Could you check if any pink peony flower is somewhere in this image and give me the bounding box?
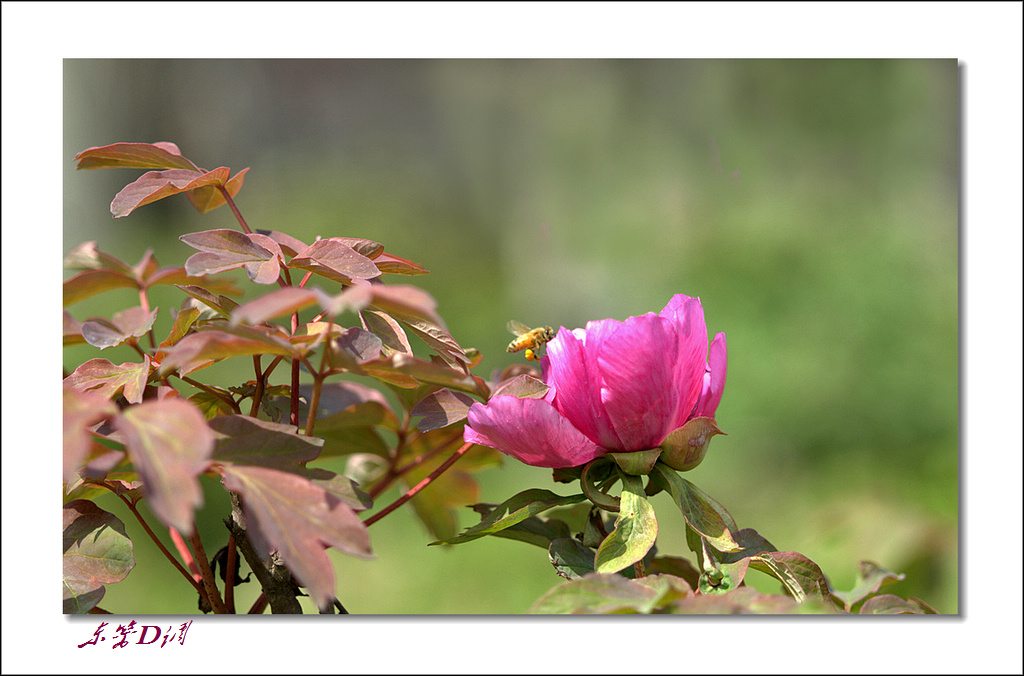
[464,294,727,468]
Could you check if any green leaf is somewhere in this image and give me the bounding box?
[831,560,907,612]
[63,500,135,614]
[594,475,658,574]
[431,488,587,545]
[175,284,240,319]
[114,398,215,536]
[548,537,596,579]
[749,551,837,610]
[858,594,932,614]
[652,463,739,552]
[467,505,573,550]
[529,573,691,614]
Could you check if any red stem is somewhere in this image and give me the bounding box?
[363,441,474,528]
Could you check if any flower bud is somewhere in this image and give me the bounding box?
[658,417,725,472]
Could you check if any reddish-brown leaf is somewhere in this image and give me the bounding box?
[373,252,428,276]
[63,386,118,485]
[63,500,135,614]
[114,399,215,536]
[254,229,308,258]
[64,310,85,347]
[111,167,231,218]
[410,388,476,432]
[209,415,323,467]
[221,463,373,609]
[142,267,243,296]
[181,229,280,284]
[63,269,137,306]
[64,241,136,275]
[74,142,200,171]
[186,167,250,214]
[289,238,381,285]
[230,287,319,326]
[360,308,413,356]
[159,325,299,376]
[63,355,151,404]
[175,285,240,319]
[80,306,159,349]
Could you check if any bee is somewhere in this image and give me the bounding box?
[506,320,556,361]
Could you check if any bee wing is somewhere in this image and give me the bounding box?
[507,320,531,336]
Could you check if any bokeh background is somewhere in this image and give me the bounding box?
[63,59,958,614]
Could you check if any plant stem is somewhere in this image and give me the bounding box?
[224,535,238,614]
[363,441,473,527]
[115,492,206,596]
[217,186,252,234]
[189,526,227,614]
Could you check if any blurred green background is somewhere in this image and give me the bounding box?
[63,59,958,614]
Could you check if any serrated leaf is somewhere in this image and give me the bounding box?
[594,475,658,574]
[114,399,214,536]
[652,463,739,552]
[74,142,200,171]
[80,306,158,349]
[221,463,373,609]
[289,238,381,284]
[111,167,231,218]
[411,388,476,432]
[549,537,596,579]
[431,488,586,545]
[63,355,151,404]
[63,499,135,614]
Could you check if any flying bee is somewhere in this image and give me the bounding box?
[506,320,556,361]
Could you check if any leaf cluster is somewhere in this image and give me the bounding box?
[63,142,498,614]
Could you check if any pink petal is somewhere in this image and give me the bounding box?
[696,332,727,418]
[662,294,710,430]
[595,313,683,451]
[464,396,604,468]
[544,326,615,447]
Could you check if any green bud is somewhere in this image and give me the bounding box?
[659,417,725,472]
[608,447,663,476]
